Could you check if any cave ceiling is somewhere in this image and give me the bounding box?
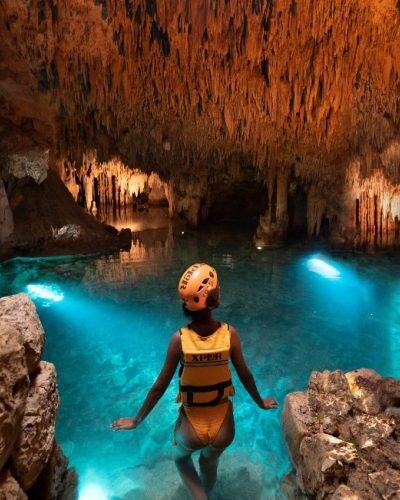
[0,0,399,183]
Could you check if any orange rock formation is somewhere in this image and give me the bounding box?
[1,0,400,248]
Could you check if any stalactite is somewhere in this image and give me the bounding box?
[57,154,169,219]
[345,141,400,247]
[2,1,400,246]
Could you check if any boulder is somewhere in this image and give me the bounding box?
[308,370,352,434]
[0,321,29,470]
[299,433,358,498]
[345,368,383,415]
[12,361,60,490]
[282,391,315,468]
[0,469,27,500]
[0,293,45,373]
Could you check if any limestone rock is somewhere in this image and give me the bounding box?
[358,437,400,472]
[331,484,362,500]
[0,470,27,500]
[282,391,315,468]
[51,224,81,241]
[308,370,352,434]
[28,442,78,500]
[7,147,49,184]
[299,433,358,498]
[0,293,45,373]
[284,370,400,498]
[368,468,400,499]
[346,368,383,415]
[0,321,29,470]
[347,414,396,449]
[380,378,400,409]
[0,180,13,244]
[347,470,382,500]
[12,361,60,490]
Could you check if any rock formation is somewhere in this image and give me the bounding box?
[282,369,400,499]
[0,294,77,499]
[1,1,400,249]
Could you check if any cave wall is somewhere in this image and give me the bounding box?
[1,0,400,247]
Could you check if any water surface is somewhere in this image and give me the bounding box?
[1,226,399,499]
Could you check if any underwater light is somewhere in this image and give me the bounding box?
[79,483,108,500]
[26,284,64,302]
[307,258,340,279]
[257,246,263,250]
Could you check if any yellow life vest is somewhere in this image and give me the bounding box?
[177,323,235,407]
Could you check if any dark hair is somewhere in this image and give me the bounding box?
[182,288,220,323]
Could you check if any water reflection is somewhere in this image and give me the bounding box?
[101,206,170,232]
[81,228,174,293]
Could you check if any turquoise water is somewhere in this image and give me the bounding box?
[1,226,400,499]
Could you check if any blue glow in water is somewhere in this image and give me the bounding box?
[306,256,340,279]
[1,229,400,499]
[26,283,64,304]
[79,483,109,500]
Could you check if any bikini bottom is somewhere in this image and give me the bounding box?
[178,400,232,447]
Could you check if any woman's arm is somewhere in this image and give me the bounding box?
[112,331,182,430]
[230,326,277,409]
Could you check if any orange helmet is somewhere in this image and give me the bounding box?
[178,263,218,311]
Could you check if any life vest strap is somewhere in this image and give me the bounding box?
[179,379,232,407]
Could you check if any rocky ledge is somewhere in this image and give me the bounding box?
[0,293,77,499]
[282,369,400,499]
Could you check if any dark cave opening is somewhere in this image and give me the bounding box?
[207,180,268,230]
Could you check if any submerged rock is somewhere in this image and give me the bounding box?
[0,293,45,373]
[11,361,60,490]
[282,369,400,499]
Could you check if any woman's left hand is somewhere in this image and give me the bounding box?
[111,417,138,430]
[260,397,278,409]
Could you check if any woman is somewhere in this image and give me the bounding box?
[112,263,277,499]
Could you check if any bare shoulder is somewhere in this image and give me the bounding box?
[169,330,182,351]
[228,324,239,335]
[227,324,240,344]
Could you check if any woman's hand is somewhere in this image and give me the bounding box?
[111,417,138,430]
[260,397,278,409]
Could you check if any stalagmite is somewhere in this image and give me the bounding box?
[0,180,13,244]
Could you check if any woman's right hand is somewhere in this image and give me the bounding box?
[111,417,138,430]
[260,397,278,409]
